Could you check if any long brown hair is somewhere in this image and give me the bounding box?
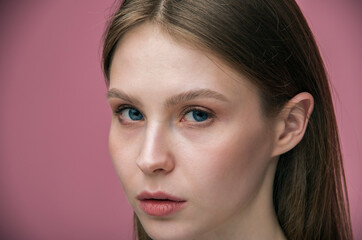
[102,0,353,239]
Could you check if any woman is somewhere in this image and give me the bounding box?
[102,0,353,239]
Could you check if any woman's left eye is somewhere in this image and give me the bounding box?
[183,109,210,122]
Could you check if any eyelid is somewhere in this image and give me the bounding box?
[113,104,146,122]
[180,105,215,117]
[113,104,143,115]
[114,104,133,114]
[179,106,216,126]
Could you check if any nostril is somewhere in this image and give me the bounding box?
[153,168,165,173]
[136,139,175,175]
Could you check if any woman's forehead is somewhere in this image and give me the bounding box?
[110,23,256,96]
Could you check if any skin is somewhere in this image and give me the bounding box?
[107,22,313,240]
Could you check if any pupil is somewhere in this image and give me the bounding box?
[129,109,143,120]
[193,111,208,122]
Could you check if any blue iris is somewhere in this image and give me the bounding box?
[192,110,209,122]
[128,108,143,121]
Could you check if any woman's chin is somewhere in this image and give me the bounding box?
[138,217,201,240]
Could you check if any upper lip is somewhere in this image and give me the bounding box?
[137,191,186,202]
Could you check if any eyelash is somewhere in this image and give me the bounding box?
[179,106,215,124]
[113,104,215,126]
[114,104,143,123]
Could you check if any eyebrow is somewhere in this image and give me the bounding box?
[107,88,142,106]
[107,88,229,107]
[165,89,229,107]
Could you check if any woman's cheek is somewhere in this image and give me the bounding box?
[108,123,140,186]
[182,122,272,206]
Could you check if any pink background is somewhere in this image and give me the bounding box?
[0,0,361,239]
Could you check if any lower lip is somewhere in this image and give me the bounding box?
[139,200,186,217]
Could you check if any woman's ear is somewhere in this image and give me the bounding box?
[271,92,314,157]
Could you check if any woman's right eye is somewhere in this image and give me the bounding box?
[116,107,144,122]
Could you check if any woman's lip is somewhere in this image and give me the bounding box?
[137,191,187,216]
[138,199,187,217]
[136,191,186,202]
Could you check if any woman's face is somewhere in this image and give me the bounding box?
[108,23,279,240]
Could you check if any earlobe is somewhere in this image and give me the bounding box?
[271,92,314,157]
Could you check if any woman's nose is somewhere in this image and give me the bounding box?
[136,123,175,175]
